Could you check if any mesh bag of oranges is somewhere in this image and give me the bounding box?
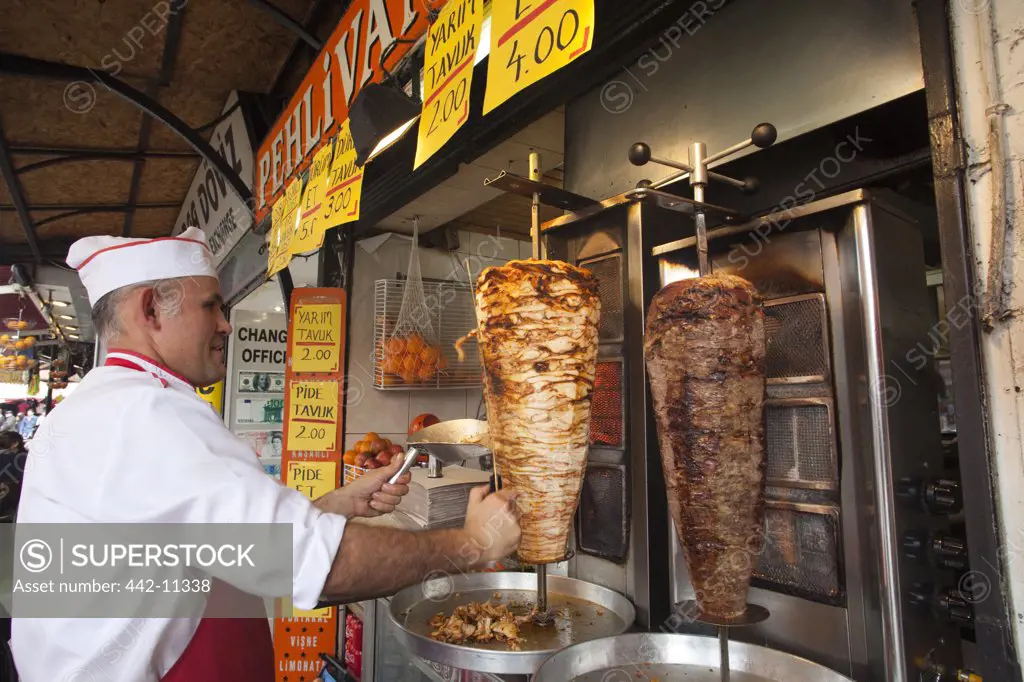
[379,219,447,386]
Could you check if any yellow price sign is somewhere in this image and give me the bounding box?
[414,0,483,169]
[290,142,335,255]
[287,382,339,452]
[286,460,337,501]
[291,302,343,373]
[266,198,286,276]
[320,119,363,229]
[268,179,301,276]
[483,0,594,115]
[196,382,224,415]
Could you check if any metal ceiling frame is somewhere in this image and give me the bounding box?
[0,53,254,212]
[0,123,42,263]
[123,4,186,237]
[0,202,178,212]
[245,0,323,51]
[16,149,196,175]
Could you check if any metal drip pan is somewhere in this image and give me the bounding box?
[532,633,854,681]
[389,572,636,675]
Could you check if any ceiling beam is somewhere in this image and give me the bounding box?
[11,145,197,157]
[246,0,323,51]
[124,3,187,238]
[0,202,178,212]
[36,205,178,229]
[18,150,196,175]
[270,0,336,98]
[0,53,253,211]
[0,122,42,263]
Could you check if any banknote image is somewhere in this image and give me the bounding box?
[238,371,285,393]
[236,430,284,458]
[235,398,285,425]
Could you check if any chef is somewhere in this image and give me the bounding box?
[12,227,521,682]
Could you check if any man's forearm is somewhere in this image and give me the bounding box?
[319,523,479,603]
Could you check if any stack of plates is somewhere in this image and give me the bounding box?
[395,467,492,529]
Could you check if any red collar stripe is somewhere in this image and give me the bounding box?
[104,349,196,388]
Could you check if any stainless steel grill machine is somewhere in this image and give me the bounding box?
[481,123,969,680]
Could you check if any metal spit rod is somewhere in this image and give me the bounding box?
[719,627,730,682]
[537,564,548,614]
[530,151,541,260]
[626,123,779,278]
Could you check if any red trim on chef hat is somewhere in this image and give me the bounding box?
[66,226,217,305]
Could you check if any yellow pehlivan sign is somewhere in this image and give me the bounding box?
[483,0,595,115]
[414,0,483,168]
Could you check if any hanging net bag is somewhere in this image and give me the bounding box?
[379,219,447,386]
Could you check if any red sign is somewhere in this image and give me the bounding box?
[255,0,444,222]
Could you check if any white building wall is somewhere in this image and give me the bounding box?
[950,0,1024,653]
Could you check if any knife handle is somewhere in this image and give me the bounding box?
[389,447,421,485]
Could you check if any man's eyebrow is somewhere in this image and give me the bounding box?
[205,293,224,305]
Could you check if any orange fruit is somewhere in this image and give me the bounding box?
[382,375,402,386]
[399,372,416,384]
[420,346,440,364]
[436,354,449,370]
[406,333,425,354]
[343,450,358,465]
[383,356,403,375]
[355,441,372,454]
[385,337,406,357]
[365,432,379,441]
[417,364,436,382]
[402,354,420,374]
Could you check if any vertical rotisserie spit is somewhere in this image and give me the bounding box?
[474,260,601,564]
[644,274,766,619]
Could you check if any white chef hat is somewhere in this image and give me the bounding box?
[67,226,218,305]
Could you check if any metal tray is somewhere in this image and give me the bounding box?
[407,418,492,464]
[533,633,854,681]
[389,572,636,675]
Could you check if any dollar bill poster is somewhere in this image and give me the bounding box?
[238,371,285,394]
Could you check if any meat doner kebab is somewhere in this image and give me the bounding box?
[645,273,767,621]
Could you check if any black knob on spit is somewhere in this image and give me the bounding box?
[628,142,652,166]
[636,178,653,189]
[932,534,969,572]
[751,123,778,148]
[940,588,975,626]
[925,479,963,515]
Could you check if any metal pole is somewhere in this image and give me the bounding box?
[689,142,710,276]
[529,152,541,260]
[537,564,548,615]
[719,627,730,682]
[853,203,907,682]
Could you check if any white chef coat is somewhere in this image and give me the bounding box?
[11,351,348,682]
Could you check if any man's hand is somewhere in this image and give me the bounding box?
[314,457,412,518]
[461,485,521,565]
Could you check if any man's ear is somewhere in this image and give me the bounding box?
[138,287,161,330]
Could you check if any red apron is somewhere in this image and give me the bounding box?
[161,580,275,682]
[104,352,276,682]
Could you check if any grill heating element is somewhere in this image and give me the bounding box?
[764,294,831,384]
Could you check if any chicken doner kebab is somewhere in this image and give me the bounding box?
[470,260,601,564]
[644,274,766,620]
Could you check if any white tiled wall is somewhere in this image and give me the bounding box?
[343,228,526,447]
